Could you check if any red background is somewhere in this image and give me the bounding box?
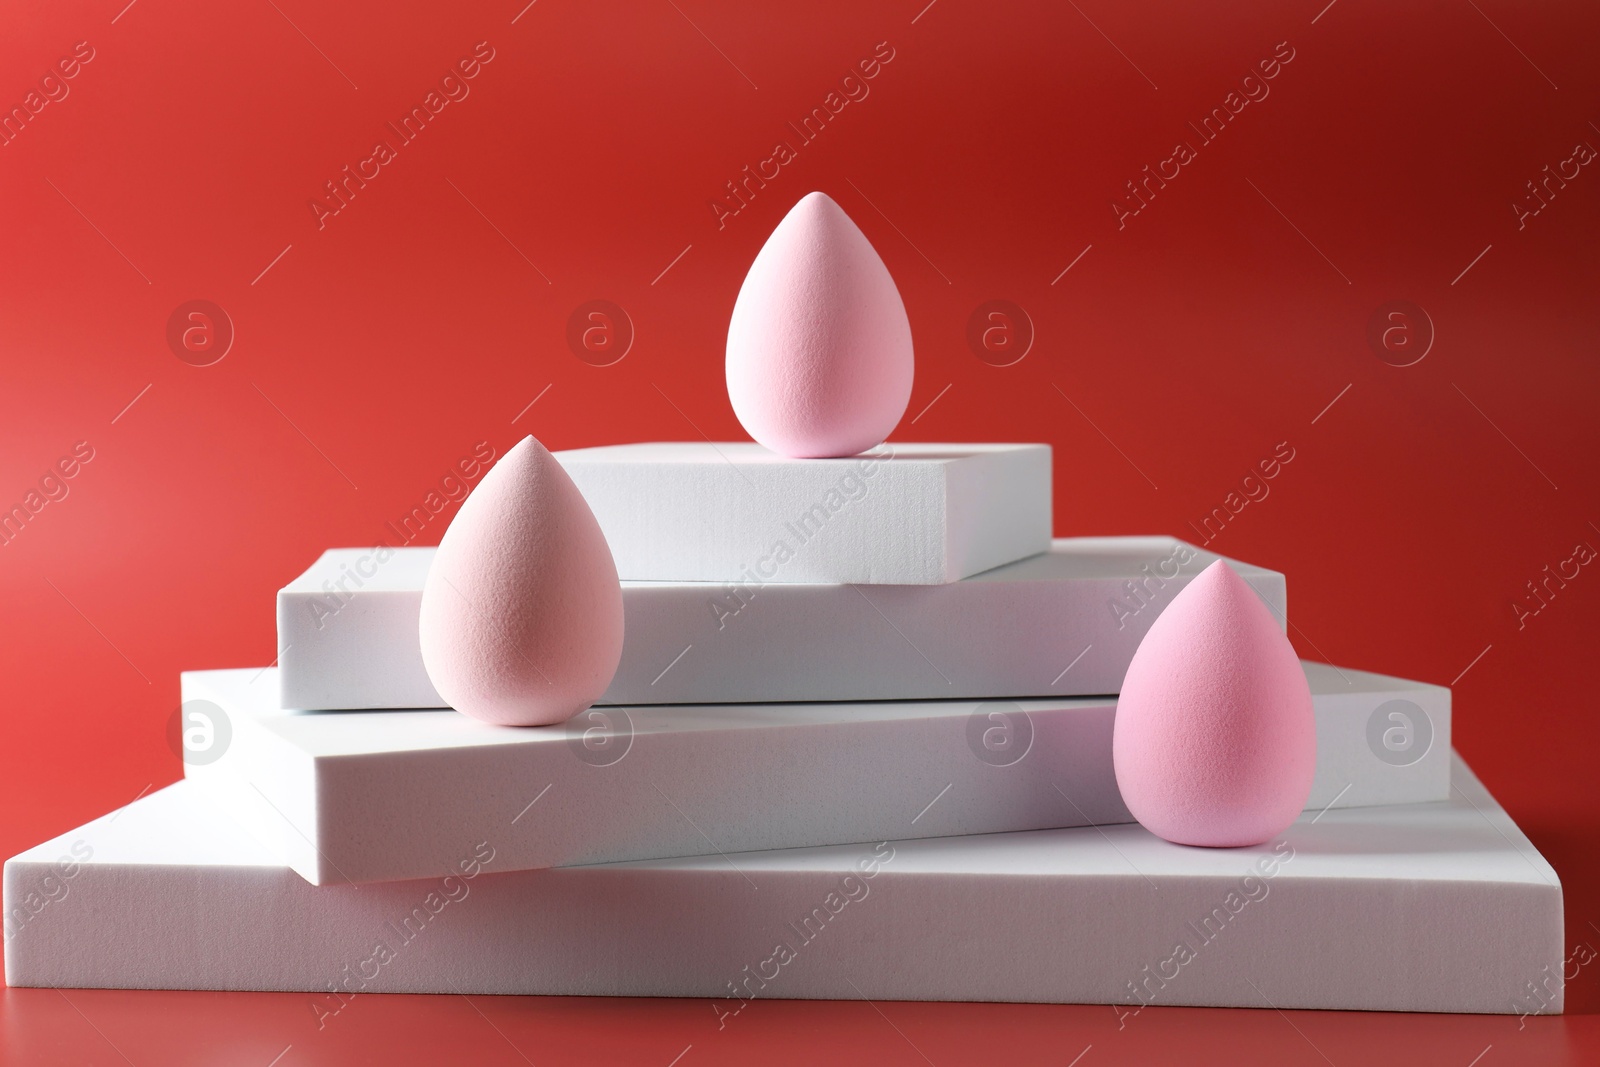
[2,0,1597,1063]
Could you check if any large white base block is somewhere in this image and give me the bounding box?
[182,663,1450,885]
[279,537,1287,709]
[4,757,1560,1014]
[551,441,1051,584]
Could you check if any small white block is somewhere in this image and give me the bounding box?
[181,662,1449,886]
[278,537,1287,709]
[4,756,1559,1014]
[551,441,1052,584]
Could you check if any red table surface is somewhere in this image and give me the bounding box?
[1,0,1597,1063]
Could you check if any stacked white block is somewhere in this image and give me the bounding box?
[3,756,1561,1014]
[1,423,1562,1015]
[552,442,1052,584]
[278,537,1287,709]
[181,662,1450,885]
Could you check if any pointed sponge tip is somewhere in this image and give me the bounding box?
[726,191,914,458]
[418,436,624,727]
[1112,559,1316,847]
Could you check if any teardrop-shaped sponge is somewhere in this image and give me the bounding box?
[726,191,914,458]
[418,436,624,726]
[1112,560,1316,846]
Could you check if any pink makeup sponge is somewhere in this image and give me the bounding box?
[418,436,624,727]
[1112,560,1316,847]
[726,191,914,458]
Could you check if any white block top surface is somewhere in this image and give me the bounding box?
[556,441,1039,465]
[182,649,1450,885]
[616,754,1551,885]
[281,548,434,594]
[962,536,1274,584]
[12,754,1551,888]
[285,535,1285,593]
[277,536,1291,707]
[13,785,280,869]
[1302,660,1427,696]
[199,661,1435,760]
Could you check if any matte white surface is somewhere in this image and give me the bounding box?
[278,537,1288,709]
[182,662,1450,885]
[4,757,1560,1014]
[550,441,1052,584]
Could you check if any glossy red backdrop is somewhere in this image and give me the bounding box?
[1,1,1596,1063]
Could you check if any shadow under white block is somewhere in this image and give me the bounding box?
[181,662,1449,886]
[552,441,1051,584]
[3,756,1559,1015]
[279,537,1286,709]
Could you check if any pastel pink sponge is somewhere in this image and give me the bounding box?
[1112,560,1316,847]
[418,435,624,727]
[726,191,914,458]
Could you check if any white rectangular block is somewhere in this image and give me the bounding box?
[183,662,1450,885]
[5,757,1560,1015]
[279,537,1287,709]
[551,441,1051,584]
